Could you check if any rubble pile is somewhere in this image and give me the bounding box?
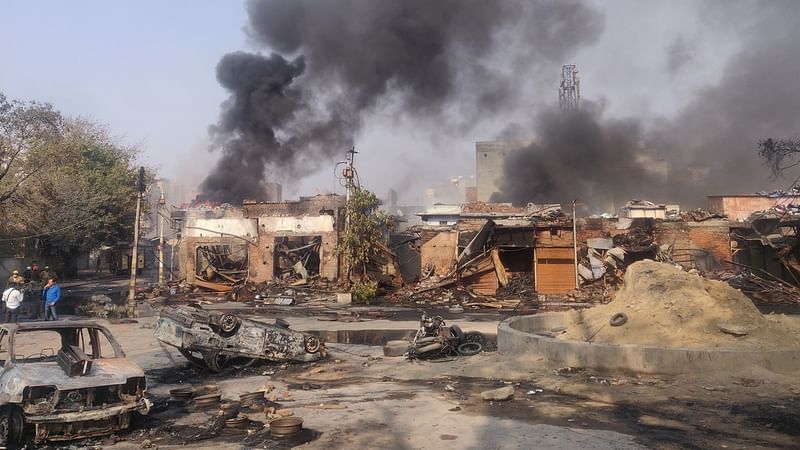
[707,269,800,305]
[749,203,800,220]
[558,260,800,349]
[234,280,337,305]
[496,274,534,300]
[756,187,800,198]
[679,208,727,222]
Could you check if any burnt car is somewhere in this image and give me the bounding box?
[155,306,325,372]
[0,321,151,445]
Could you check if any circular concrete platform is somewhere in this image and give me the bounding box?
[498,313,800,375]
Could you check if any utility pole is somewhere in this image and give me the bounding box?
[572,199,579,289]
[341,147,357,285]
[158,191,165,286]
[127,167,145,318]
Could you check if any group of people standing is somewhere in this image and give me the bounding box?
[2,263,61,322]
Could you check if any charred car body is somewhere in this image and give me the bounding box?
[0,321,150,445]
[155,306,325,372]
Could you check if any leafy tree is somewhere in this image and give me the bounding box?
[1,93,147,277]
[338,189,394,295]
[0,93,64,205]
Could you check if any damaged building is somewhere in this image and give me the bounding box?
[411,199,755,299]
[173,195,346,290]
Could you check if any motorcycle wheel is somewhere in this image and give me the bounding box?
[457,341,483,356]
[449,324,464,340]
[463,331,487,347]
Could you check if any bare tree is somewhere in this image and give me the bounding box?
[758,137,800,178]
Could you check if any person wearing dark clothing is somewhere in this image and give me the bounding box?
[22,266,32,283]
[31,262,41,281]
[43,278,61,321]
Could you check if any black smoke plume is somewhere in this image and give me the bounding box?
[198,0,604,203]
[494,1,800,210]
[492,104,656,209]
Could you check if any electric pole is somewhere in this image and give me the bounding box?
[127,167,145,318]
[341,147,357,285]
[158,190,165,286]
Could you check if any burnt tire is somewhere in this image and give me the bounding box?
[457,341,483,356]
[449,325,464,340]
[0,406,23,447]
[609,312,628,327]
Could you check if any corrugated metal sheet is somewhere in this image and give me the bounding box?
[535,247,575,294]
[461,253,499,296]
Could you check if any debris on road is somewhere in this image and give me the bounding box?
[481,386,515,401]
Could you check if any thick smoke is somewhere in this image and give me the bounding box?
[199,0,604,203]
[493,104,655,209]
[494,1,800,210]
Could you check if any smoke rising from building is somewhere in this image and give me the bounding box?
[494,1,800,210]
[198,0,604,203]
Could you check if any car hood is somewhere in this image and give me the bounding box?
[3,358,145,394]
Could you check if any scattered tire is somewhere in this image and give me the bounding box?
[609,312,628,327]
[274,318,291,329]
[457,341,483,356]
[449,325,464,340]
[383,340,411,357]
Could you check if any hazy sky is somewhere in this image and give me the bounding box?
[0,1,247,187]
[1,1,777,206]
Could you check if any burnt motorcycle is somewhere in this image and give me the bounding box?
[407,311,486,359]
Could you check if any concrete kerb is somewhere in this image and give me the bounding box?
[498,313,800,375]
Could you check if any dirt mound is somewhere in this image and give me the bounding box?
[558,260,800,349]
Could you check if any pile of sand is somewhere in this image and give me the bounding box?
[557,260,800,349]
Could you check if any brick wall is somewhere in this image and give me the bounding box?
[654,221,731,270]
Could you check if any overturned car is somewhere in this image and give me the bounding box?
[0,321,150,445]
[155,306,325,372]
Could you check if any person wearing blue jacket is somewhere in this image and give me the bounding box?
[42,277,61,321]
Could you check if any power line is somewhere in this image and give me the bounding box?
[0,215,97,242]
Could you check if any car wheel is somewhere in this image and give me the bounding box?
[178,348,206,367]
[203,351,230,373]
[305,336,322,354]
[0,406,23,446]
[219,314,240,333]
